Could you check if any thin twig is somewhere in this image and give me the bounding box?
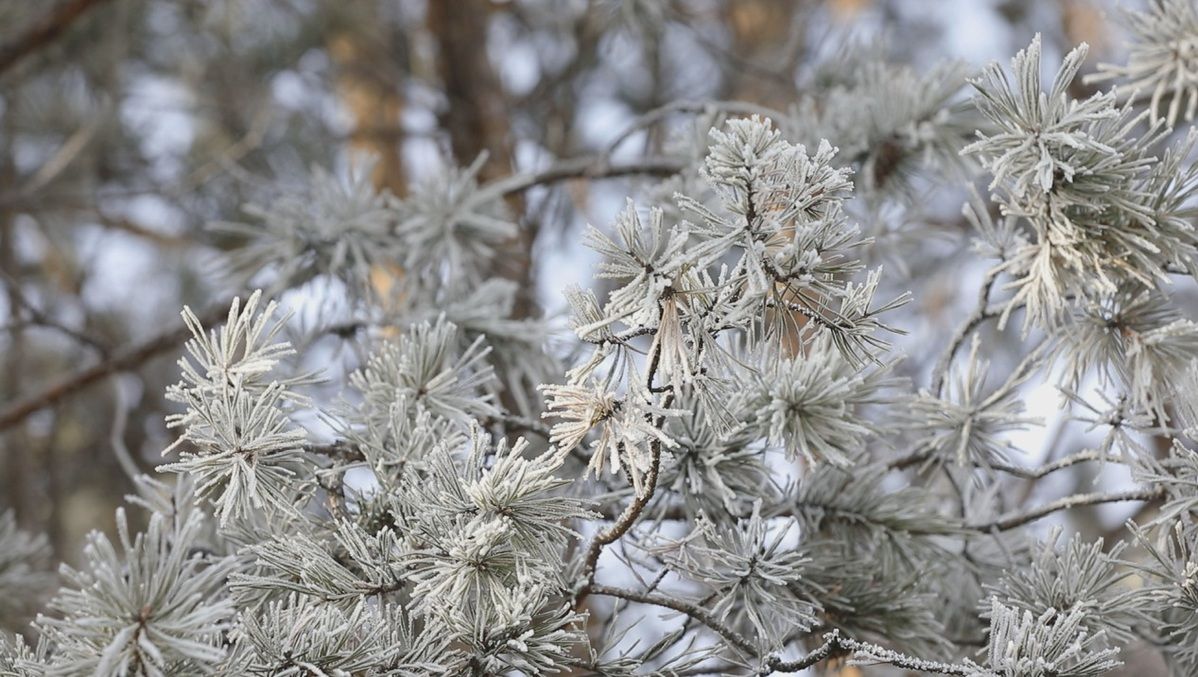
[989,449,1127,480]
[487,411,551,439]
[0,271,109,355]
[576,302,672,604]
[968,487,1164,532]
[930,268,998,395]
[490,156,686,197]
[587,584,758,657]
[601,100,785,160]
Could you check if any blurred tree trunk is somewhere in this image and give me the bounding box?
[427,0,513,185]
[427,0,536,318]
[327,14,408,197]
[722,0,805,108]
[327,5,409,304]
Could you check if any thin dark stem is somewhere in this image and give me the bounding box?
[0,276,108,356]
[930,268,998,395]
[588,584,758,657]
[575,302,673,604]
[968,487,1164,532]
[493,156,686,196]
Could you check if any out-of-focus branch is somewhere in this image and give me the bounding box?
[493,156,686,196]
[0,0,114,77]
[930,267,999,395]
[601,100,786,159]
[0,301,228,434]
[0,271,109,355]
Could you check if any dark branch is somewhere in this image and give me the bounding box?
[968,487,1164,532]
[588,584,758,657]
[930,268,998,395]
[0,301,228,433]
[0,0,114,77]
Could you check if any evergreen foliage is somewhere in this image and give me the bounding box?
[7,14,1198,677]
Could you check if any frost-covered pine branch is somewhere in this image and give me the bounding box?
[11,26,1198,677]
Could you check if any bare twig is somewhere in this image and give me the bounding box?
[576,303,673,604]
[588,584,758,657]
[0,154,686,208]
[491,156,686,197]
[930,268,999,395]
[968,487,1164,532]
[601,100,785,159]
[989,449,1127,480]
[487,412,551,439]
[0,270,109,354]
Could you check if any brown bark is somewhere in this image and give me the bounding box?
[426,0,515,186]
[426,0,536,317]
[327,24,408,197]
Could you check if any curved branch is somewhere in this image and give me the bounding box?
[587,584,758,657]
[930,268,998,395]
[988,449,1127,480]
[576,304,673,603]
[968,487,1164,532]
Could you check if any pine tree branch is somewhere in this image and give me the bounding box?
[492,156,687,196]
[766,631,975,675]
[576,302,673,604]
[580,589,976,677]
[0,153,683,435]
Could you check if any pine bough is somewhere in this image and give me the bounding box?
[7,13,1198,676]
